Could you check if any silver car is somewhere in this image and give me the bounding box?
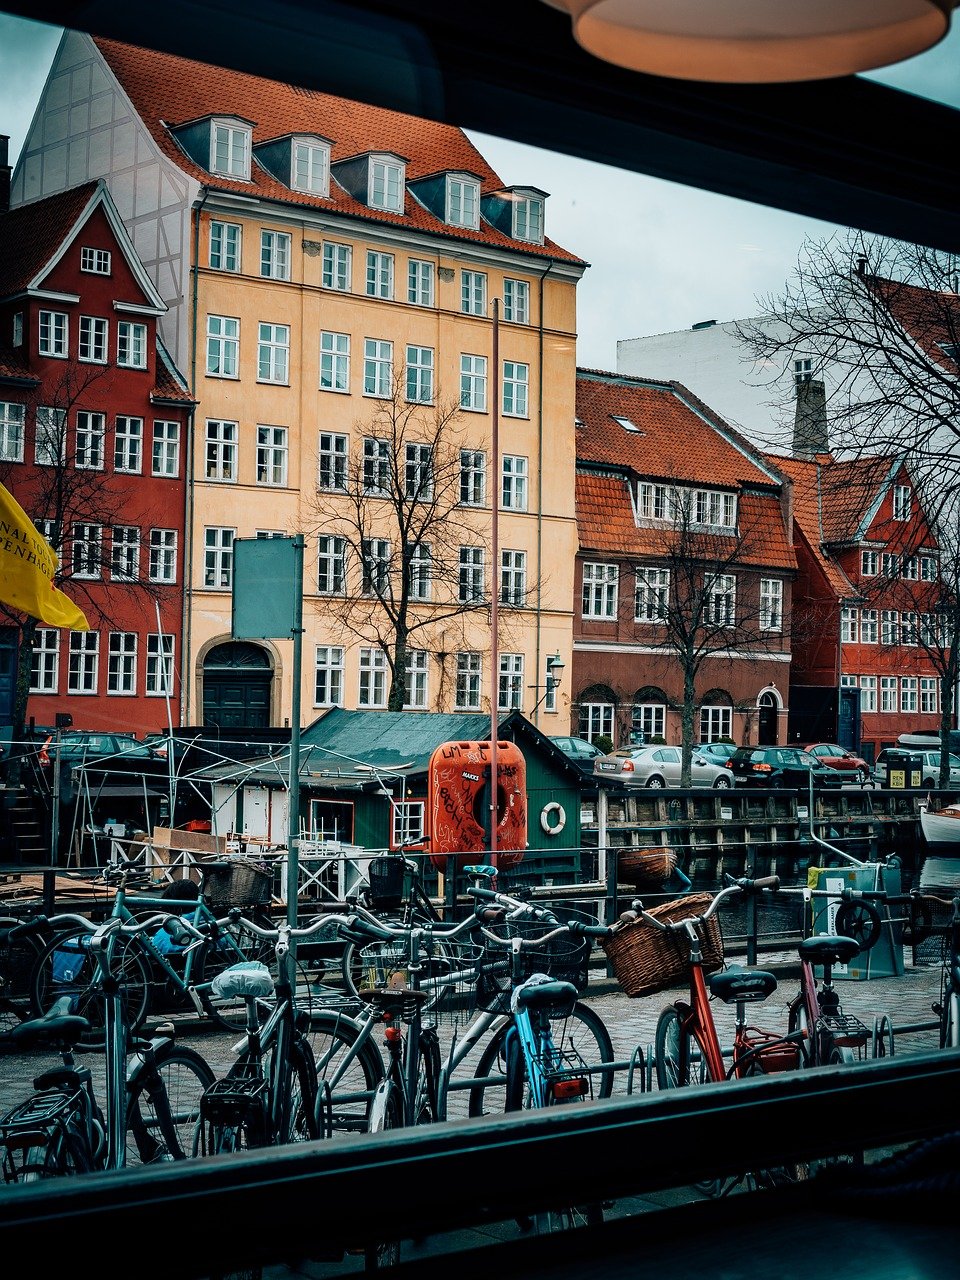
[874,749,960,788]
[593,744,734,789]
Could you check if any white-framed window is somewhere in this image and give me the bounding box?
[881,610,899,645]
[314,646,345,707]
[632,703,666,742]
[68,632,99,694]
[392,801,425,847]
[203,527,235,588]
[363,338,393,397]
[71,522,102,579]
[409,544,432,601]
[38,310,68,358]
[146,633,174,697]
[693,489,737,529]
[256,530,284,539]
[404,649,429,708]
[760,579,783,632]
[152,420,180,477]
[502,278,530,324]
[78,316,108,364]
[363,436,392,494]
[582,563,618,619]
[407,259,434,307]
[635,567,670,621]
[861,609,878,643]
[794,356,813,386]
[460,354,487,411]
[75,411,105,469]
[405,346,434,403]
[459,546,485,603]
[322,242,351,291]
[502,455,528,510]
[0,401,25,462]
[358,647,388,708]
[205,419,238,482]
[12,313,22,347]
[500,549,526,606]
[543,656,559,713]
[211,121,251,178]
[366,250,394,299]
[362,538,391,597]
[36,407,66,465]
[706,573,736,626]
[35,519,56,549]
[318,432,348,490]
[405,442,434,499]
[149,529,177,583]
[209,220,241,271]
[840,606,858,643]
[637,482,674,521]
[860,675,877,712]
[840,675,857,689]
[920,612,938,645]
[498,653,524,711]
[446,175,479,228]
[513,194,544,244]
[880,676,898,712]
[107,632,137,694]
[292,139,329,195]
[368,156,404,212]
[114,416,143,473]
[901,677,918,713]
[206,315,239,377]
[893,484,912,521]
[455,652,482,710]
[256,425,288,486]
[920,554,938,581]
[461,270,486,316]
[81,246,111,274]
[29,629,59,693]
[111,525,140,581]
[258,322,289,383]
[319,331,350,391]
[117,321,147,369]
[902,556,919,581]
[460,449,486,505]
[317,535,346,595]
[901,611,918,645]
[700,704,733,742]
[861,549,879,576]
[921,677,939,714]
[502,361,529,417]
[579,702,614,743]
[882,552,899,578]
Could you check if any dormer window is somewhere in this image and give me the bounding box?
[513,192,544,244]
[211,119,252,179]
[446,174,480,229]
[292,137,330,196]
[368,155,404,213]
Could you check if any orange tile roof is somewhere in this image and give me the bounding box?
[866,274,960,372]
[0,341,38,384]
[768,454,863,598]
[0,183,99,297]
[92,38,583,266]
[152,342,196,405]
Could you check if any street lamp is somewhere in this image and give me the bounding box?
[530,653,565,714]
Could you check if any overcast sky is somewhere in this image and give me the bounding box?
[1,13,958,371]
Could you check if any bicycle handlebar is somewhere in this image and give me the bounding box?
[627,875,781,931]
[333,900,480,946]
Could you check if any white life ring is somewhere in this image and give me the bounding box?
[540,801,566,836]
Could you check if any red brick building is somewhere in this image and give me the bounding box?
[0,173,194,736]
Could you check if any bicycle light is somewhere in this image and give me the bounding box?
[551,1076,589,1100]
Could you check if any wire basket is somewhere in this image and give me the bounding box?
[357,939,482,1027]
[601,892,724,999]
[617,847,678,890]
[365,857,415,911]
[201,859,274,908]
[477,915,592,1015]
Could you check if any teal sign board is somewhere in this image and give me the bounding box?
[232,537,300,639]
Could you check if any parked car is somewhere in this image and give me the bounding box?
[724,746,844,789]
[798,743,871,785]
[593,744,733,788]
[37,731,165,769]
[549,736,606,774]
[874,748,960,789]
[696,741,737,766]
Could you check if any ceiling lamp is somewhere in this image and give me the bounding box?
[542,0,956,83]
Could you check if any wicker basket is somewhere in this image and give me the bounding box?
[201,858,274,908]
[601,892,724,999]
[617,847,678,889]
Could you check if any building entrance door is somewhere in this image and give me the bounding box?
[758,692,778,746]
[203,642,272,729]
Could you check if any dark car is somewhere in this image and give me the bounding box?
[549,736,606,774]
[38,731,164,767]
[725,746,844,789]
[798,743,871,785]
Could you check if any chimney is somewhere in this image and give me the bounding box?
[794,378,828,457]
[0,136,9,215]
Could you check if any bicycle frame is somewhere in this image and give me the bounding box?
[668,923,727,1083]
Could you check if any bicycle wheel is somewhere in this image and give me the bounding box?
[940,989,960,1049]
[126,1044,215,1165]
[275,1038,321,1145]
[5,1128,94,1182]
[468,1003,614,1118]
[30,927,152,1045]
[787,997,812,1068]
[655,1005,711,1089]
[307,1010,383,1136]
[0,918,45,1030]
[364,1083,402,1271]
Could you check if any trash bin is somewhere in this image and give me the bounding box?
[808,861,904,980]
[883,749,922,790]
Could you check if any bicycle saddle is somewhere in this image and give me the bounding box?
[708,966,777,1004]
[211,962,275,1000]
[7,997,89,1050]
[798,935,860,966]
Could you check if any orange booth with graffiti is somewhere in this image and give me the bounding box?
[427,740,527,871]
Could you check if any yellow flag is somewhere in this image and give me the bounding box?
[0,483,89,630]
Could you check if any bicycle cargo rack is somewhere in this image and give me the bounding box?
[818,1012,871,1048]
[199,1076,269,1127]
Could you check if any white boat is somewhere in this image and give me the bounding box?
[919,799,960,849]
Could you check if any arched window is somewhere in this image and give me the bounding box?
[576,683,616,743]
[699,689,734,742]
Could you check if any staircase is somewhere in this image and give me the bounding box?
[0,786,50,864]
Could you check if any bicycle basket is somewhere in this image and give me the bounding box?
[357,939,482,1027]
[365,857,416,911]
[617,847,679,890]
[477,916,591,1015]
[601,892,724,999]
[201,858,274,908]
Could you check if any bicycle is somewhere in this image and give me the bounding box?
[0,911,214,1180]
[0,916,50,1033]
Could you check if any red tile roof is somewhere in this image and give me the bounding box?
[92,38,583,266]
[152,342,196,405]
[770,454,872,598]
[0,183,99,297]
[0,341,38,384]
[866,274,960,372]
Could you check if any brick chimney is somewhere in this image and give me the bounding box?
[0,136,10,214]
[794,378,828,457]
